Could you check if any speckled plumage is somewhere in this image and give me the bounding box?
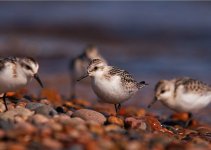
[80,58,148,112]
[152,77,211,112]
[108,67,146,90]
[0,56,43,111]
[174,78,211,95]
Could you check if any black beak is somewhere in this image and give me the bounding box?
[34,74,44,88]
[147,97,158,108]
[77,74,89,81]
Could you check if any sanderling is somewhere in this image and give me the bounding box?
[0,56,43,111]
[148,77,211,113]
[69,44,107,99]
[77,59,148,113]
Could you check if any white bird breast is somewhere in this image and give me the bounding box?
[91,75,132,104]
[176,92,211,112]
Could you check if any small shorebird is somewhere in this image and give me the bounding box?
[148,77,211,113]
[69,44,107,99]
[77,59,148,113]
[0,57,43,111]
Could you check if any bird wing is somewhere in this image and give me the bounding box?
[0,57,18,71]
[175,77,211,95]
[108,67,140,90]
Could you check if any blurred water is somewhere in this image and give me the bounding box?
[0,2,211,123]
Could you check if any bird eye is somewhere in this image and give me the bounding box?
[25,65,32,70]
[160,90,165,94]
[94,67,98,70]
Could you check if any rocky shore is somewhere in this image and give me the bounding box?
[0,88,211,150]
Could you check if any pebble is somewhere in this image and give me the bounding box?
[42,138,63,150]
[136,108,146,117]
[34,105,58,117]
[68,144,84,150]
[25,102,46,111]
[107,116,124,127]
[0,107,34,121]
[0,103,6,112]
[29,114,49,125]
[69,117,86,126]
[72,109,106,125]
[125,117,147,130]
[105,124,125,133]
[88,122,104,135]
[145,116,162,131]
[72,99,91,107]
[14,122,37,135]
[0,119,15,130]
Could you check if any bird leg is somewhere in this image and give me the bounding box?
[114,104,121,114]
[2,93,8,111]
[184,112,193,128]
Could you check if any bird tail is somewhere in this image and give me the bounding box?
[139,81,148,89]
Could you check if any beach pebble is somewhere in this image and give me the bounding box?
[7,143,27,150]
[88,122,104,135]
[68,144,84,150]
[25,102,46,111]
[40,99,52,105]
[34,105,58,117]
[72,109,106,125]
[0,107,34,121]
[69,117,86,125]
[108,116,124,127]
[0,119,15,130]
[42,138,63,150]
[72,99,91,107]
[0,103,6,113]
[66,110,73,117]
[145,116,162,131]
[15,122,37,135]
[105,124,125,133]
[125,117,147,130]
[136,108,146,117]
[29,114,49,125]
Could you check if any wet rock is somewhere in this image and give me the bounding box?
[72,109,106,125]
[34,105,58,117]
[108,116,124,127]
[125,117,147,130]
[145,116,162,131]
[0,107,34,121]
[25,102,46,111]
